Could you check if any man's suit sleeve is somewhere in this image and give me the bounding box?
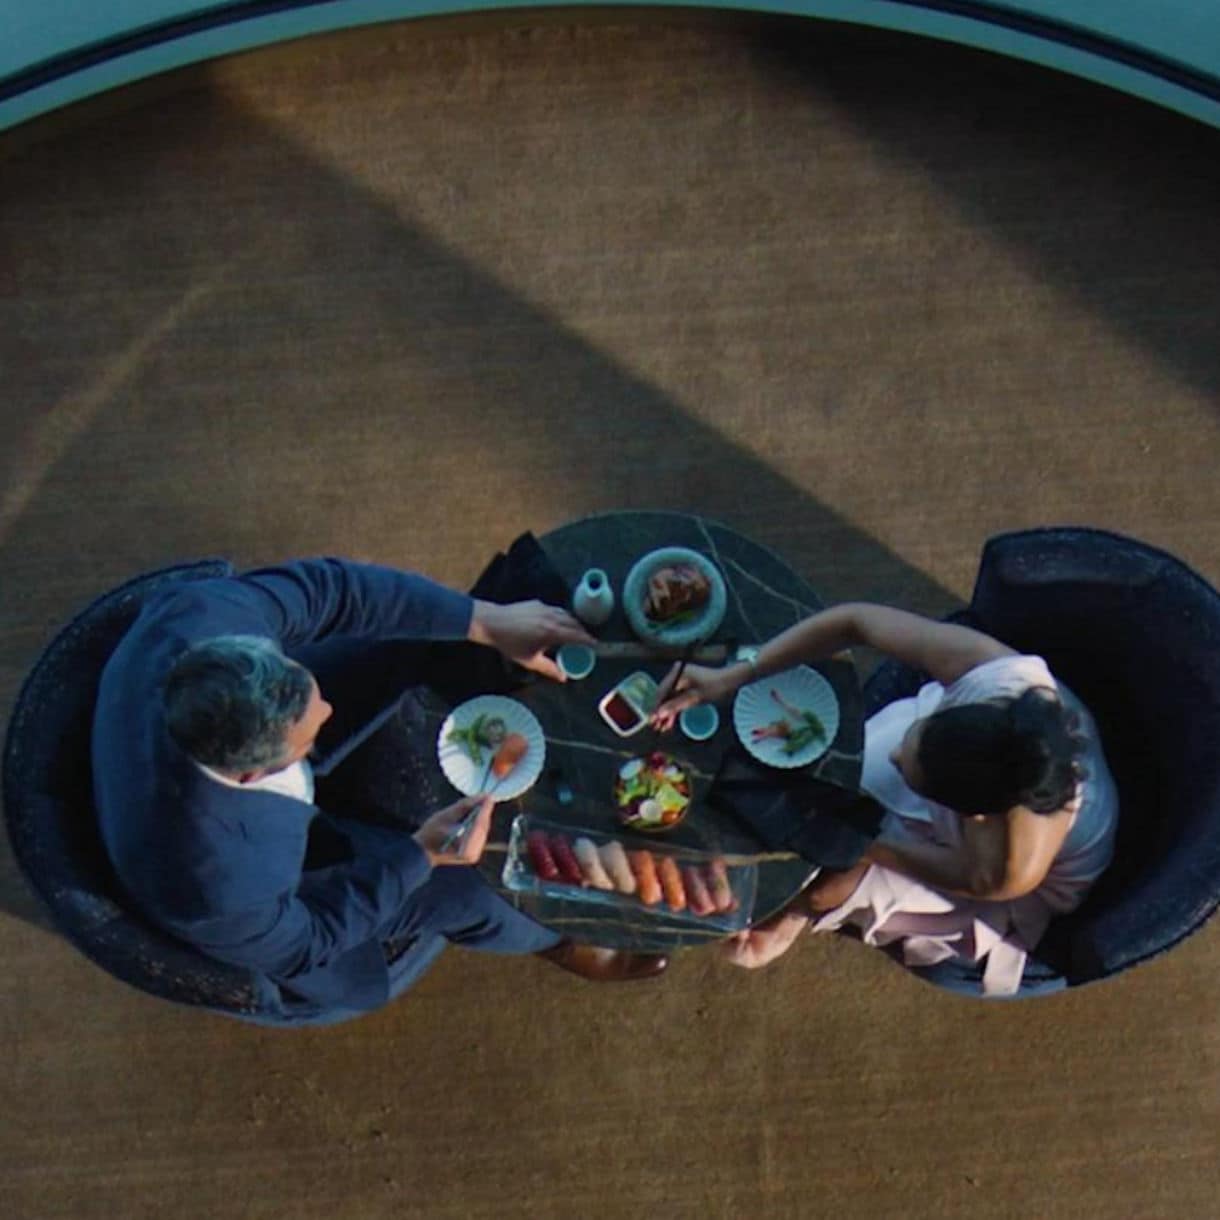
[207,557,474,647]
[188,836,434,980]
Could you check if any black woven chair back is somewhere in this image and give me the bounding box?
[2,561,270,1016]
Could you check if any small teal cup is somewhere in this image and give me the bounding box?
[679,703,719,741]
[557,643,596,680]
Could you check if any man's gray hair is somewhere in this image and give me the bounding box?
[163,635,314,772]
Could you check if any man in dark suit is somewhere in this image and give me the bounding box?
[92,557,667,1024]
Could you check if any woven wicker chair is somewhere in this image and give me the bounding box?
[861,527,1220,997]
[2,560,282,1020]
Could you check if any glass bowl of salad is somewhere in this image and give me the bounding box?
[614,752,692,831]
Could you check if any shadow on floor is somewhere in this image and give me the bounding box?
[747,19,1220,411]
[0,65,957,928]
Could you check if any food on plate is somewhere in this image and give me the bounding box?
[492,732,529,779]
[526,831,560,881]
[681,865,717,916]
[549,835,585,885]
[598,841,637,894]
[643,562,712,624]
[614,753,692,829]
[705,858,738,913]
[655,856,686,911]
[519,828,738,922]
[446,713,509,765]
[517,812,742,921]
[573,837,614,890]
[750,689,827,756]
[627,849,663,906]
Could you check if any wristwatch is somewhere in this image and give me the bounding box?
[735,645,761,680]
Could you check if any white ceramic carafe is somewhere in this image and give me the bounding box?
[572,568,614,626]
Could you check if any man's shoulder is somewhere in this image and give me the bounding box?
[110,763,315,924]
[113,578,271,659]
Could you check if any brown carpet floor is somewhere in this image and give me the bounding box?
[1,13,1218,1220]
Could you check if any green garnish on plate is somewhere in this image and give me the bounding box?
[781,710,826,756]
[446,714,507,765]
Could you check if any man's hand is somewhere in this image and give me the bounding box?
[468,599,595,682]
[413,795,495,867]
[718,910,809,969]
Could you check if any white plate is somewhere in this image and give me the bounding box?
[437,695,546,800]
[732,665,839,769]
[622,546,728,646]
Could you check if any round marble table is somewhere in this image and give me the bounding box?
[427,511,864,952]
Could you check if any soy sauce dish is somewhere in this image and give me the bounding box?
[597,671,659,738]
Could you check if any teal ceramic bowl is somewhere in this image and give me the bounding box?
[622,547,727,647]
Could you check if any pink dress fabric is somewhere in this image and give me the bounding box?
[813,655,1118,995]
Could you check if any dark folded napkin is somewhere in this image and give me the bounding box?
[420,531,572,705]
[475,530,572,608]
[706,746,885,871]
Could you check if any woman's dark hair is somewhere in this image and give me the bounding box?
[163,635,313,772]
[916,687,1084,815]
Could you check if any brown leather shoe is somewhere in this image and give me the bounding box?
[538,941,669,982]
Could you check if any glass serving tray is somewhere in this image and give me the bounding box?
[502,813,758,933]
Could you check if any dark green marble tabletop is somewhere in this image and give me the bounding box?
[426,511,864,952]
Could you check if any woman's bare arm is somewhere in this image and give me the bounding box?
[750,603,1013,687]
[984,806,1073,901]
[653,603,1013,726]
[865,836,986,898]
[868,805,1071,901]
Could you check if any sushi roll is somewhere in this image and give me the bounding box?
[681,865,716,916]
[573,837,614,890]
[526,831,560,881]
[598,841,637,894]
[705,858,738,913]
[549,835,586,885]
[627,849,663,906]
[655,856,686,911]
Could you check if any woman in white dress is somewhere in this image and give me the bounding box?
[652,604,1118,995]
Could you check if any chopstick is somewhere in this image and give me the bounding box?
[439,758,500,854]
[440,785,500,855]
[659,641,697,705]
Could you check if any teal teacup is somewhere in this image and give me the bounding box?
[557,643,596,681]
[679,703,719,741]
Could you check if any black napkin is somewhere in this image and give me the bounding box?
[419,531,572,705]
[706,747,885,871]
[473,530,571,608]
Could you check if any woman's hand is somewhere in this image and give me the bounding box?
[719,910,810,969]
[468,599,595,682]
[651,662,744,731]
